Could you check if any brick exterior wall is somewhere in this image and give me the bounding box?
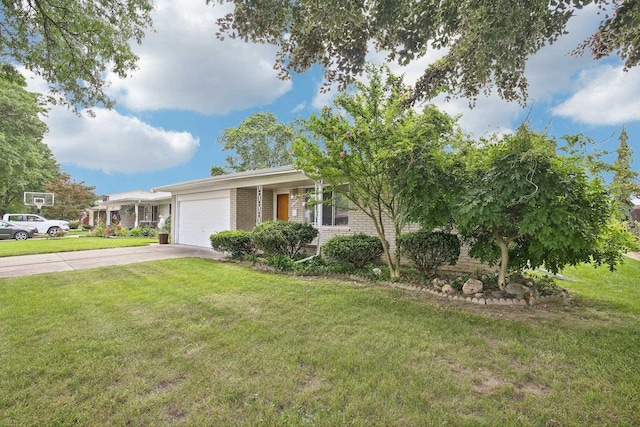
[230,184,491,273]
[230,187,275,231]
[632,205,640,223]
[233,188,258,231]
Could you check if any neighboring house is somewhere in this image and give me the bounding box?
[632,197,640,223]
[89,190,172,228]
[155,165,485,272]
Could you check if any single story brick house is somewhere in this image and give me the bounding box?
[155,165,484,271]
[89,190,172,229]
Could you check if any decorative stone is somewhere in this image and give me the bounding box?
[474,293,483,298]
[505,283,526,300]
[462,278,483,295]
[492,290,506,299]
[442,284,456,294]
[432,278,447,290]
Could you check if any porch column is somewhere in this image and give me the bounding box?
[315,181,323,255]
[134,201,140,228]
[256,185,263,225]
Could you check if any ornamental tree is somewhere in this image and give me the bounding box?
[455,125,631,289]
[292,64,455,278]
[43,173,97,221]
[210,0,638,105]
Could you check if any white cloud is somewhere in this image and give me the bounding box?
[552,65,640,125]
[45,107,199,174]
[292,101,306,113]
[107,0,291,114]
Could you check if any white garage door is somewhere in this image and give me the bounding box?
[177,197,230,248]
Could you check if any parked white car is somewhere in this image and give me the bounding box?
[2,214,70,237]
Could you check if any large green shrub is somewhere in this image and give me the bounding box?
[210,230,256,259]
[397,230,460,278]
[251,221,318,257]
[322,233,384,268]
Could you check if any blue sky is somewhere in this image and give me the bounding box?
[24,1,640,196]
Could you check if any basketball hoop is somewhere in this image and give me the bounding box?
[34,197,45,213]
[24,192,54,212]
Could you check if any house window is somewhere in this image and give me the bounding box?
[139,205,158,223]
[304,186,349,226]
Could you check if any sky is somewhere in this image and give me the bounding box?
[24,0,640,196]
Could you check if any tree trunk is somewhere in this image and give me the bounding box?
[379,237,398,278]
[493,231,510,290]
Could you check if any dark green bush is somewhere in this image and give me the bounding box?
[128,227,143,237]
[69,221,80,230]
[263,254,296,271]
[397,230,460,278]
[322,233,384,268]
[141,227,157,238]
[251,221,318,257]
[210,230,256,259]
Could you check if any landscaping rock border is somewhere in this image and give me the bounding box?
[391,283,570,306]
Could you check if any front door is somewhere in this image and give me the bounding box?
[277,194,289,221]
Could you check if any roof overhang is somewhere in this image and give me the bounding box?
[154,165,316,194]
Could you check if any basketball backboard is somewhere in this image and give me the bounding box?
[24,192,55,210]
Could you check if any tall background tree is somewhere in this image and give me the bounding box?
[210,166,226,176]
[0,65,59,216]
[293,64,455,278]
[215,112,295,173]
[610,126,639,224]
[1,0,153,111]
[42,173,97,220]
[211,0,639,104]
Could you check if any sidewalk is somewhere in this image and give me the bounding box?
[0,244,224,279]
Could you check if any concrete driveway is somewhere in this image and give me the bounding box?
[0,244,225,279]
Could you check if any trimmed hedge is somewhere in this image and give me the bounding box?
[210,230,256,259]
[397,230,460,278]
[251,221,318,257]
[322,233,384,268]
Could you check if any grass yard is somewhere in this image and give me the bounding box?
[0,237,157,257]
[1,258,639,426]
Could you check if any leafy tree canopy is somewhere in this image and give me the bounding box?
[43,173,97,221]
[293,63,456,278]
[0,64,59,216]
[454,125,634,288]
[216,112,295,172]
[1,0,154,111]
[211,0,638,104]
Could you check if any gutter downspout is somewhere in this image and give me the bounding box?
[315,180,323,256]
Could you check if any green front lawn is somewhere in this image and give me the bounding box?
[0,237,157,257]
[1,258,639,426]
